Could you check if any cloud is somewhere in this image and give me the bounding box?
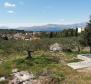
[4,2,16,8]
[8,10,14,14]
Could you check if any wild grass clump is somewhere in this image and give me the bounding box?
[0,54,60,75]
[13,55,59,70]
[0,62,12,77]
[0,80,8,84]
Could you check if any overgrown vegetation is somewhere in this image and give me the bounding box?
[0,16,91,83]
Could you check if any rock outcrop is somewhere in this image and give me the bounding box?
[9,70,34,84]
[50,43,62,52]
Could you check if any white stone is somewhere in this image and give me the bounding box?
[13,71,34,83]
[67,61,91,69]
[12,69,18,73]
[50,43,62,51]
[0,77,5,81]
[67,54,91,69]
[23,80,32,84]
[77,54,91,61]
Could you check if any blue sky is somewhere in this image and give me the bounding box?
[0,0,91,27]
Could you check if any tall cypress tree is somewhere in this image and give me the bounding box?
[49,32,53,38]
[75,27,78,37]
[83,16,91,53]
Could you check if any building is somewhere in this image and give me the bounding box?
[78,27,85,33]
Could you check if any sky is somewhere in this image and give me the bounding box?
[0,0,91,27]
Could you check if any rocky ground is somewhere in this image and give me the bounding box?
[0,69,61,84]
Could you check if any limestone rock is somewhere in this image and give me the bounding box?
[0,77,5,81]
[50,43,62,51]
[10,71,34,84]
[12,69,18,73]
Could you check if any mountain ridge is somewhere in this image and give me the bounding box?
[0,22,86,32]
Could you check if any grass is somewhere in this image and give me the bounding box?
[0,61,12,77]
[0,37,91,84]
[0,53,65,82]
[0,51,91,84]
[0,81,8,84]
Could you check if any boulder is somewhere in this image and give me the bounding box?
[50,43,62,52]
[10,71,34,84]
[12,69,18,73]
[0,77,5,81]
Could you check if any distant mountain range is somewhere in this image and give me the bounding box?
[18,22,86,32]
[0,22,87,32]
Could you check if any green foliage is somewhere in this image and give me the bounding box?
[0,29,91,83]
[13,55,59,69]
[50,72,65,81]
[81,16,91,53]
[0,62,12,77]
[0,29,25,33]
[0,37,76,51]
[0,54,65,84]
[40,28,79,38]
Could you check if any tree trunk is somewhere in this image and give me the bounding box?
[27,50,32,59]
[90,46,91,53]
[49,32,53,38]
[77,45,80,54]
